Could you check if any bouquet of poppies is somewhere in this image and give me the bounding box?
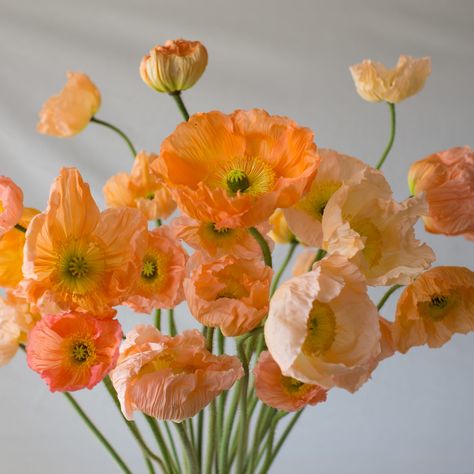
[1,39,473,474]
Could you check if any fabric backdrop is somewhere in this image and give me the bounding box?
[0,0,473,473]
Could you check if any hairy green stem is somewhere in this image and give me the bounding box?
[375,102,396,170]
[169,91,190,121]
[63,392,132,474]
[249,227,273,267]
[174,422,200,474]
[271,241,298,295]
[377,284,403,310]
[91,117,137,157]
[168,309,177,336]
[236,342,250,474]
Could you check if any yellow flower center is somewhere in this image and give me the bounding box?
[281,375,312,396]
[216,276,249,299]
[57,240,105,295]
[302,302,337,356]
[139,251,169,290]
[145,192,155,200]
[418,293,456,322]
[69,339,96,366]
[351,218,383,267]
[209,156,276,197]
[0,199,4,214]
[297,181,342,220]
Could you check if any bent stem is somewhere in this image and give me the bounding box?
[63,392,132,474]
[249,227,273,268]
[271,241,298,295]
[14,223,27,233]
[91,117,137,158]
[377,284,403,310]
[169,91,190,121]
[375,102,396,170]
[308,248,327,271]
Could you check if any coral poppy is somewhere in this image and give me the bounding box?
[103,151,176,221]
[21,168,147,316]
[27,312,122,391]
[284,149,391,247]
[0,176,23,237]
[37,72,101,137]
[153,109,319,228]
[322,180,435,286]
[408,146,474,239]
[140,39,208,93]
[110,326,243,421]
[265,254,381,391]
[392,266,474,353]
[171,216,273,259]
[184,253,272,336]
[125,226,187,313]
[0,208,39,288]
[350,55,431,103]
[254,351,327,412]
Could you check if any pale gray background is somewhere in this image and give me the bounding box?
[1,0,473,473]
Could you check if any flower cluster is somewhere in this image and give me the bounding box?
[1,40,473,474]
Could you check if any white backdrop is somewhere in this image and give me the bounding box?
[1,0,474,473]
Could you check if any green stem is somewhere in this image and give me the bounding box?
[219,381,241,473]
[236,342,250,474]
[103,377,167,472]
[217,329,225,355]
[91,117,137,157]
[168,309,177,336]
[197,410,204,470]
[174,422,200,474]
[269,409,305,468]
[144,415,178,474]
[14,223,27,233]
[205,327,215,353]
[377,284,403,310]
[308,248,327,271]
[375,102,396,170]
[155,309,162,331]
[164,422,181,472]
[169,91,190,121]
[205,401,217,474]
[258,414,279,474]
[145,456,156,474]
[156,219,162,227]
[249,227,273,268]
[271,241,298,295]
[63,392,132,474]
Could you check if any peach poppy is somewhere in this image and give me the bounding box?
[292,249,318,277]
[0,207,39,288]
[171,215,273,259]
[254,351,327,412]
[27,312,122,392]
[284,149,391,247]
[392,266,474,353]
[103,151,176,221]
[0,176,23,236]
[153,109,319,228]
[322,180,435,286]
[37,72,101,137]
[0,291,41,367]
[350,55,431,103]
[125,226,187,313]
[140,39,208,93]
[265,254,381,391]
[268,209,295,244]
[331,316,396,392]
[408,146,474,238]
[110,326,243,421]
[21,168,147,316]
[184,253,272,336]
